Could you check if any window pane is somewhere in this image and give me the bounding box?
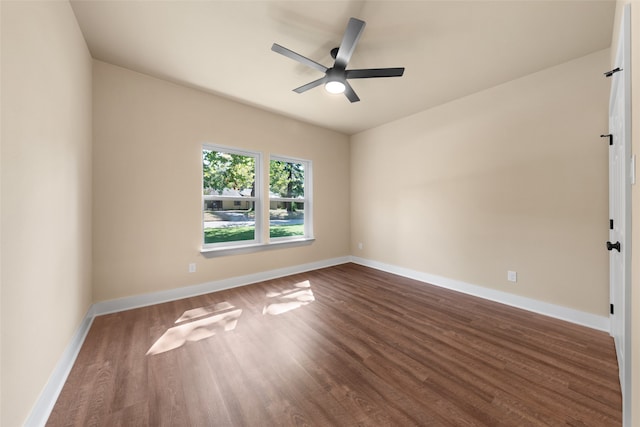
[203,147,257,245]
[269,160,304,199]
[270,203,304,238]
[204,201,256,244]
[269,159,305,239]
[203,149,255,197]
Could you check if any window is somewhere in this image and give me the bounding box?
[202,145,261,247]
[269,157,311,240]
[202,145,312,253]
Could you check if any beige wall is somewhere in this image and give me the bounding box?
[0,2,93,426]
[351,49,610,316]
[92,61,350,302]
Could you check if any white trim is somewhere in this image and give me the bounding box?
[609,5,633,426]
[23,308,95,427]
[92,256,349,316]
[201,237,314,257]
[350,256,610,332]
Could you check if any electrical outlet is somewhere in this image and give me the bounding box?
[188,263,196,273]
[358,242,363,250]
[507,270,517,282]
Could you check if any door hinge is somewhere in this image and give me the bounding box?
[610,219,614,230]
[606,241,621,252]
[604,67,623,77]
[610,303,614,315]
[601,134,613,145]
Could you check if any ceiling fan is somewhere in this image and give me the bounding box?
[271,17,405,103]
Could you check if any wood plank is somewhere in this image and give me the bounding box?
[47,263,621,426]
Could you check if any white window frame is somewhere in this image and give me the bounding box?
[202,144,262,250]
[201,145,314,256]
[269,155,313,242]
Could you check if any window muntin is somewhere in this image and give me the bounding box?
[202,146,261,247]
[269,157,311,240]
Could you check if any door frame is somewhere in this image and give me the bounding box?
[608,4,632,426]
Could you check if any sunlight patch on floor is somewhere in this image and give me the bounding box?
[262,280,315,316]
[146,281,315,355]
[147,303,242,356]
[175,301,235,323]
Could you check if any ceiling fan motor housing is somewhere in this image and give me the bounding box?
[326,67,345,81]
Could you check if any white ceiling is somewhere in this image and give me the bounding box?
[70,0,615,135]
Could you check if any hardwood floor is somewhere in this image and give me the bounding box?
[47,263,621,426]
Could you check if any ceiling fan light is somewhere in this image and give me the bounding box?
[325,80,346,94]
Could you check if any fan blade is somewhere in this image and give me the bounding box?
[271,43,328,73]
[346,68,405,79]
[343,81,360,103]
[335,18,366,69]
[293,76,327,93]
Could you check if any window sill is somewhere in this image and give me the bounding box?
[200,237,315,258]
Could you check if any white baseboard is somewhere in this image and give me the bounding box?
[24,308,95,427]
[350,256,610,332]
[92,256,351,315]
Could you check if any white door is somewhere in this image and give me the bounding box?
[607,4,631,426]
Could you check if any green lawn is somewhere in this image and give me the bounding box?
[205,224,304,244]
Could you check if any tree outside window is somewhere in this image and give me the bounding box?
[269,158,308,239]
